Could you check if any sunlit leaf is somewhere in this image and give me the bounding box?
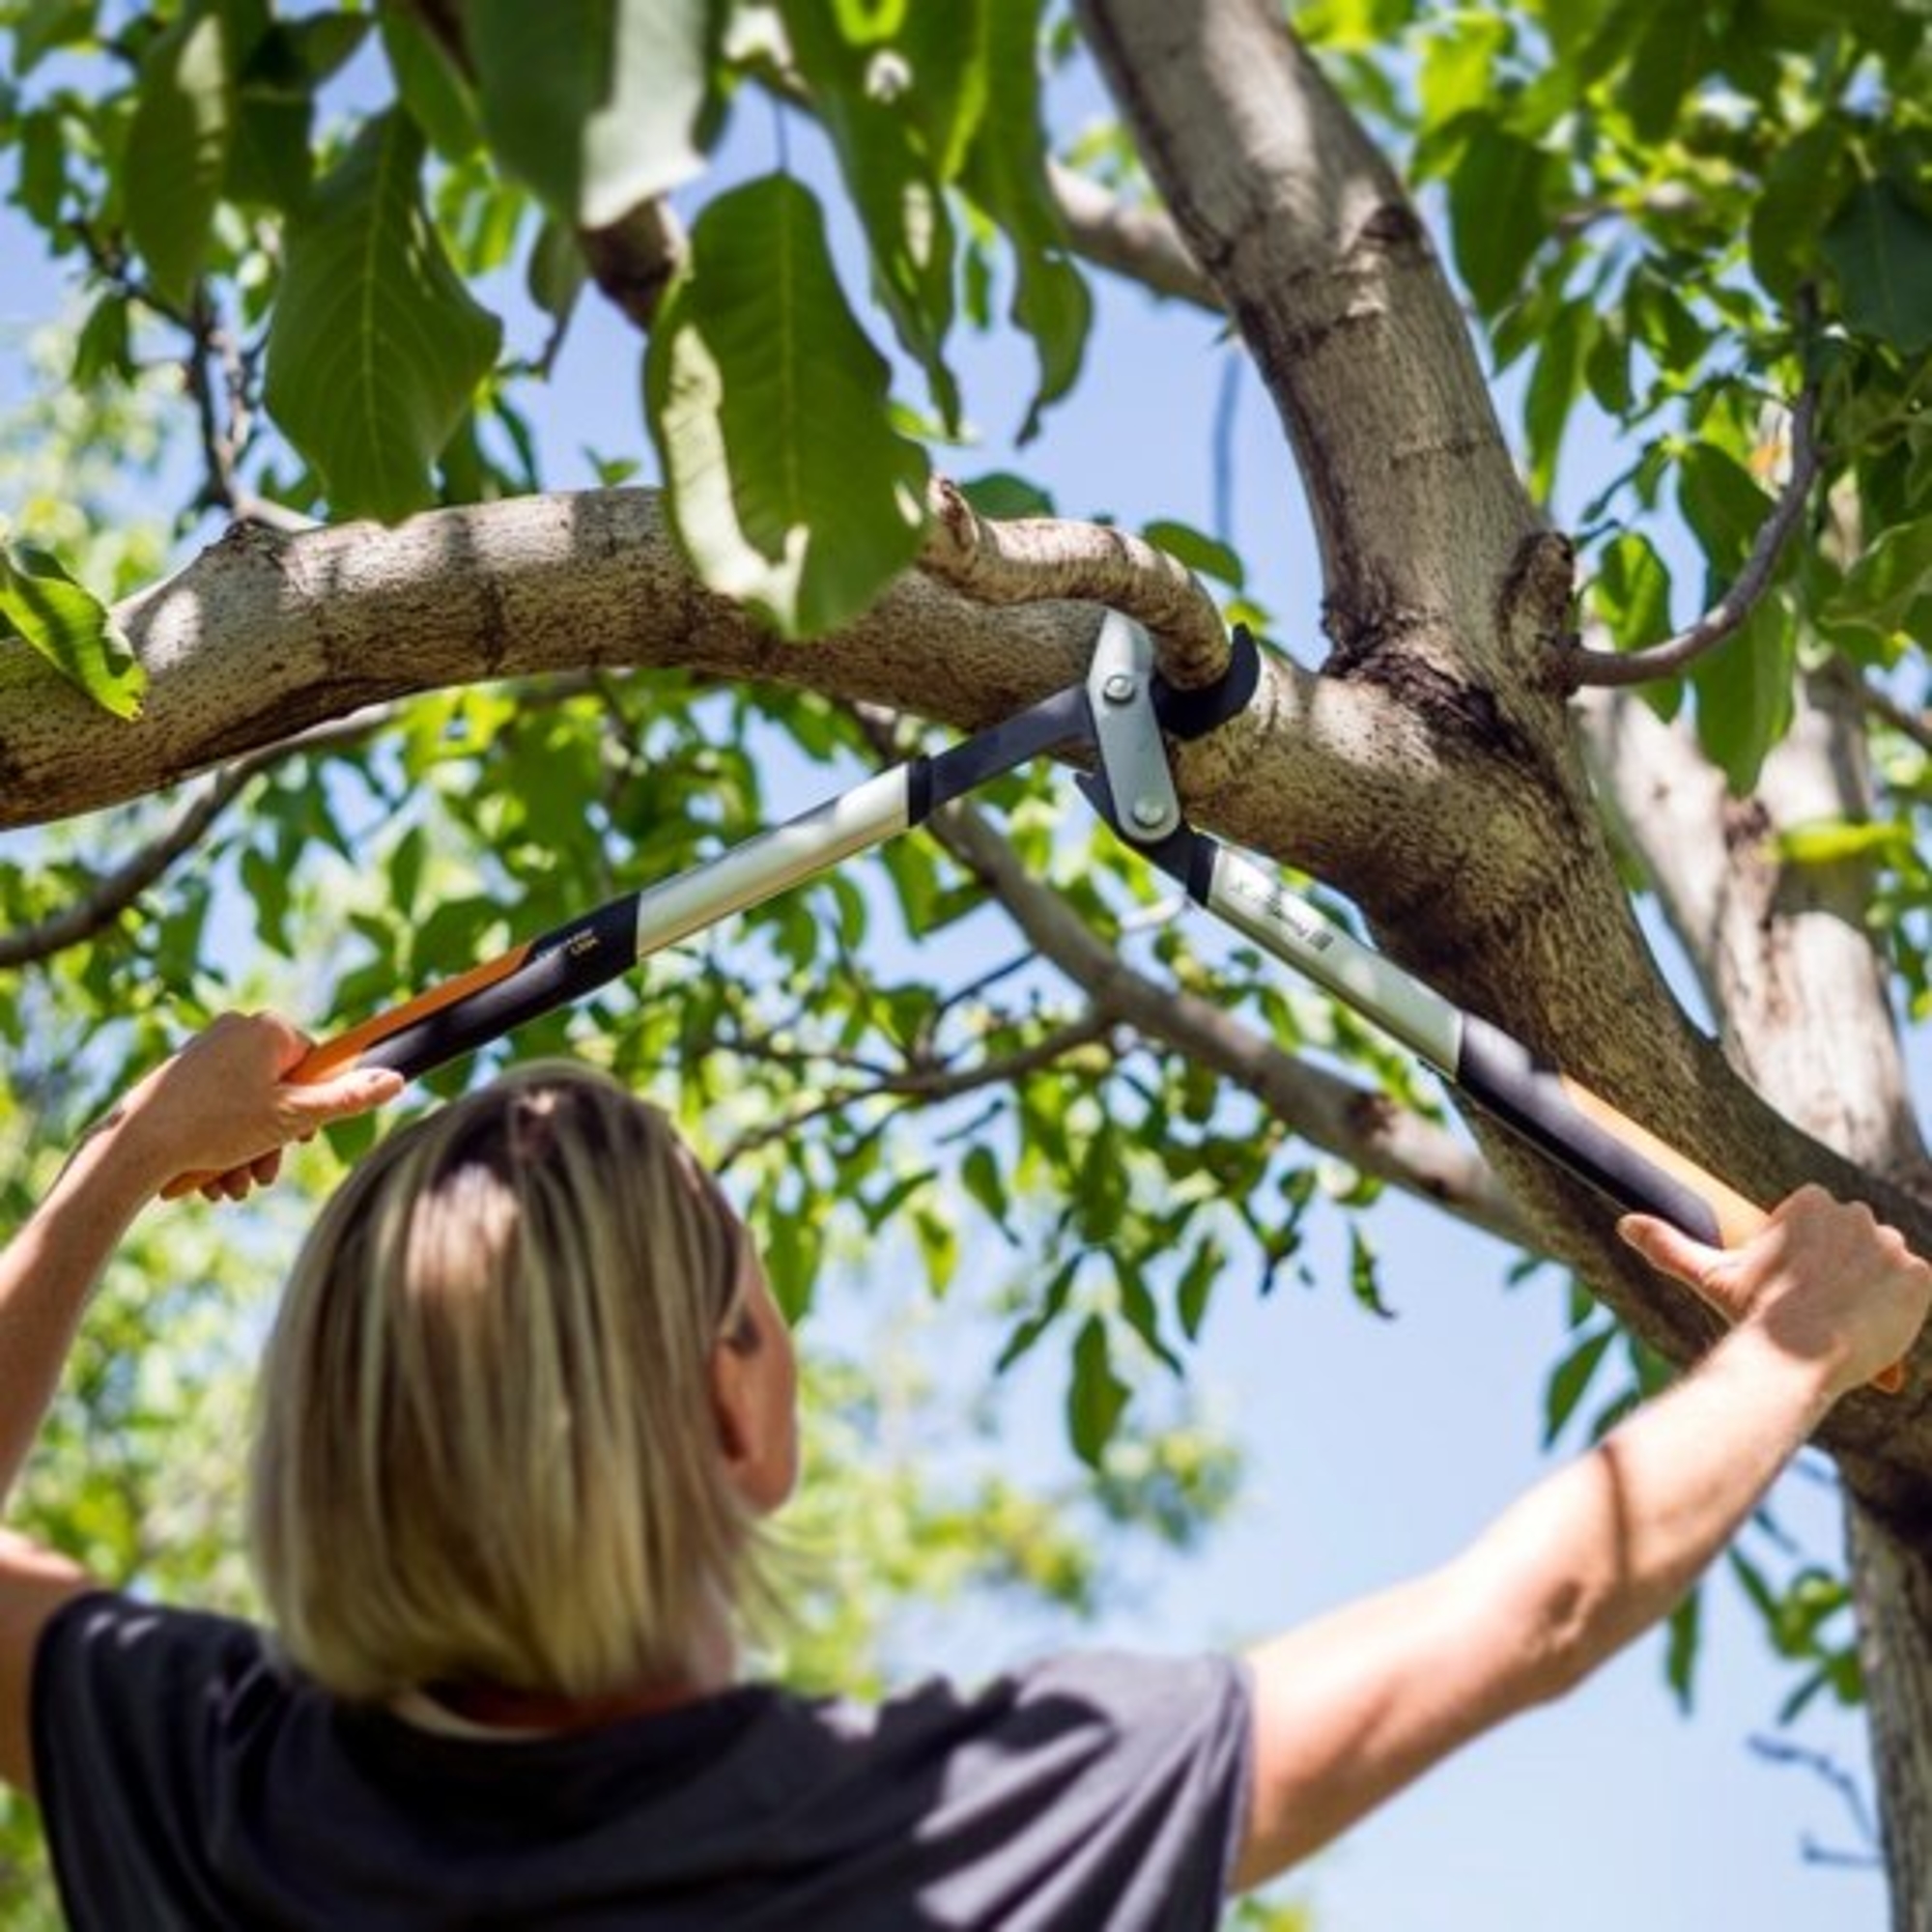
[645,173,928,638]
[467,0,721,229]
[264,110,503,520]
[0,539,143,720]
[126,2,234,305]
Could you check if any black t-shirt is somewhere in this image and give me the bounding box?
[31,1592,1252,1930]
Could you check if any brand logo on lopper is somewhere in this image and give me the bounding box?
[567,930,599,957]
[1227,869,1334,952]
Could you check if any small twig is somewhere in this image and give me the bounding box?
[2,675,612,972]
[919,475,1230,689]
[1845,673,1932,755]
[1045,159,1218,311]
[1748,1734,1882,1867]
[0,765,256,969]
[929,951,1038,1028]
[1561,378,1821,691]
[0,702,407,971]
[715,1013,1114,1167]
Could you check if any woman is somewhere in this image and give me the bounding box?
[1,1011,1924,1927]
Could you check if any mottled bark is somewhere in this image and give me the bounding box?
[1077,2,1930,1915]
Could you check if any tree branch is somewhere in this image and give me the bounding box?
[0,680,603,971]
[715,1013,1115,1168]
[1560,381,1821,691]
[10,492,1424,902]
[919,476,1231,688]
[846,703,1533,1249]
[0,762,253,970]
[1579,675,1928,1184]
[1046,159,1219,310]
[1076,0,1539,678]
[1846,670,1932,755]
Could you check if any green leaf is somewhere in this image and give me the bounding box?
[1825,513,1932,642]
[1415,12,1509,127]
[1691,589,1795,794]
[283,11,369,84]
[14,105,68,225]
[780,0,961,428]
[1590,531,1673,650]
[1447,121,1558,317]
[958,0,1091,440]
[996,1255,1077,1372]
[219,14,327,213]
[1583,306,1632,416]
[1114,1257,1183,1376]
[1347,1224,1396,1320]
[1542,1321,1616,1446]
[957,470,1055,519]
[467,0,721,229]
[1616,1,1718,142]
[13,0,97,75]
[265,110,503,521]
[0,541,144,720]
[1142,518,1245,590]
[1747,121,1851,299]
[1664,1585,1701,1712]
[1822,176,1932,355]
[1067,1315,1130,1467]
[1176,1236,1221,1342]
[899,0,990,180]
[1677,443,1775,579]
[961,1143,1014,1237]
[1776,818,1911,867]
[379,6,481,161]
[126,2,235,306]
[645,173,929,639]
[71,292,131,386]
[1523,298,1596,500]
[527,214,588,325]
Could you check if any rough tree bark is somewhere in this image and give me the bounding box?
[1,0,1927,1916]
[1072,0,1932,1918]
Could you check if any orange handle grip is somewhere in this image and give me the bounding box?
[1559,1080,1907,1396]
[1456,1018,1906,1395]
[157,942,537,1201]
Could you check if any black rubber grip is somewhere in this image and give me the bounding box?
[361,895,641,1080]
[1456,1014,1725,1243]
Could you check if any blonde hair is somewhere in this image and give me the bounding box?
[247,1063,760,1704]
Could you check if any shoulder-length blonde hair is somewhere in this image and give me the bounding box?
[247,1063,760,1704]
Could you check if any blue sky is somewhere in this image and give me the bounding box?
[0,28,1907,1931]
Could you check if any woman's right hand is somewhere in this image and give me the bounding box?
[108,1011,404,1203]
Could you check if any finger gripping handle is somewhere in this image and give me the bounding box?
[1456,1017,1905,1395]
[159,900,639,1200]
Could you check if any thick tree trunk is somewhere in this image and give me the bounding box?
[1591,674,1932,1918]
[1851,1500,1932,1929]
[1078,0,1932,1918]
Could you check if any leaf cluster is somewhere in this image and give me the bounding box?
[2,0,1094,646]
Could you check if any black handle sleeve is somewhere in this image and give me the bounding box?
[1455,1015,1767,1248]
[354,895,642,1081]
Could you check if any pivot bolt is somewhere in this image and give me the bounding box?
[1130,795,1170,831]
[1101,672,1137,704]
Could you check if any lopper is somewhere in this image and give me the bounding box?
[173,612,1905,1391]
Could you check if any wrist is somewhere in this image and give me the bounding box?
[63,1099,174,1209]
[1705,1315,1842,1423]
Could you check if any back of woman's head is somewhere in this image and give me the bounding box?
[247,1064,753,1704]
